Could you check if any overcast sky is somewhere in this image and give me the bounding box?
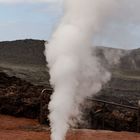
[0,0,63,41]
[0,0,140,49]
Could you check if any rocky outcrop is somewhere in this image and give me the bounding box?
[0,72,51,120]
[82,100,138,132]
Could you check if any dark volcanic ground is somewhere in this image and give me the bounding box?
[0,39,140,131]
[0,39,140,104]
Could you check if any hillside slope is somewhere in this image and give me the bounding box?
[0,39,140,106]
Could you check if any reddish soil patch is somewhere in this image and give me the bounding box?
[0,115,38,130]
[0,115,140,140]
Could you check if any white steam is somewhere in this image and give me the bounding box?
[45,0,117,140]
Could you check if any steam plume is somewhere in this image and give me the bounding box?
[45,0,117,140]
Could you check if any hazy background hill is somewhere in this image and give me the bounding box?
[0,39,49,86]
[0,39,140,106]
[0,39,46,66]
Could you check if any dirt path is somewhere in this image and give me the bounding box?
[0,115,140,140]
